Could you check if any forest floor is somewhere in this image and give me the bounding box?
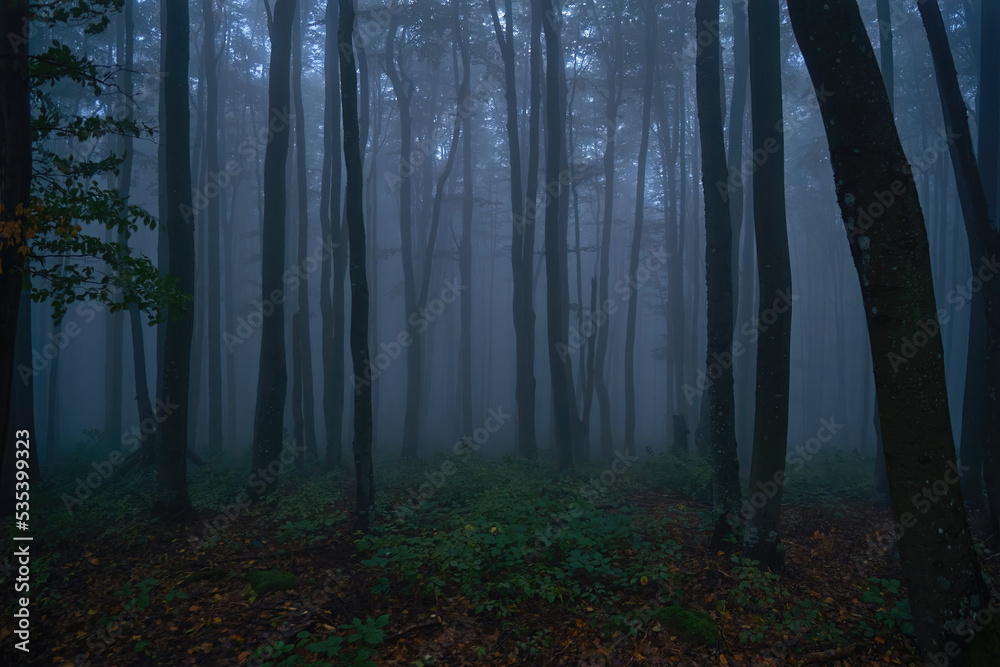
[4,446,997,666]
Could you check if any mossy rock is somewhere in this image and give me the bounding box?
[246,570,297,595]
[649,606,719,646]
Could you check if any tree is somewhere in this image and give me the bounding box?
[487,0,541,460]
[916,0,1000,539]
[788,0,1000,659]
[623,0,656,459]
[742,0,792,570]
[320,0,346,471]
[541,0,576,474]
[338,0,375,530]
[695,0,742,547]
[158,0,196,516]
[248,0,295,500]
[203,0,223,454]
[458,0,474,436]
[291,0,318,462]
[591,0,623,462]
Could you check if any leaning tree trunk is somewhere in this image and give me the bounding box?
[248,0,295,500]
[789,0,1000,661]
[338,0,375,530]
[695,0,742,548]
[917,0,1000,540]
[623,0,656,459]
[742,0,792,571]
[320,0,346,471]
[541,0,575,474]
[157,0,195,517]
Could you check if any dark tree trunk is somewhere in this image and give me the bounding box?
[157,0,196,517]
[541,0,575,474]
[202,0,223,454]
[248,0,295,500]
[695,0,742,548]
[487,0,539,459]
[338,0,375,530]
[459,0,474,436]
[917,0,1000,541]
[155,0,169,459]
[592,1,622,462]
[876,0,893,110]
[789,0,1000,660]
[292,0,318,462]
[320,0,346,471]
[742,0,792,571]
[623,1,656,459]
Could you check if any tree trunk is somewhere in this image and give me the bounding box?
[789,0,1000,660]
[917,0,1000,541]
[202,0,223,454]
[320,0,346,471]
[695,0,742,548]
[292,0,318,462]
[338,0,375,530]
[157,0,195,518]
[623,0,656,459]
[458,0,474,436]
[876,0,893,110]
[742,0,792,571]
[488,0,539,459]
[248,0,295,500]
[541,0,575,474]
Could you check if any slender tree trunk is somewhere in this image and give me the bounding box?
[458,0,474,436]
[742,0,793,571]
[593,2,622,462]
[320,0,345,471]
[384,15,421,459]
[249,0,295,500]
[338,0,374,530]
[292,0,318,462]
[202,0,223,454]
[157,0,195,517]
[917,0,1000,540]
[623,0,656,458]
[541,0,575,474]
[487,0,539,459]
[695,0,742,547]
[789,0,1000,660]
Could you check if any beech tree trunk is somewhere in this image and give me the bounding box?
[742,0,792,571]
[248,0,295,500]
[338,0,375,530]
[157,0,196,517]
[695,0,742,547]
[789,0,1000,660]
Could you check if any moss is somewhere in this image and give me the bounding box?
[649,606,719,646]
[246,570,298,595]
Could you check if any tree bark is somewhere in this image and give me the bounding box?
[157,0,196,517]
[248,0,295,500]
[789,0,1000,660]
[623,0,656,458]
[695,0,742,548]
[339,0,375,530]
[742,0,792,571]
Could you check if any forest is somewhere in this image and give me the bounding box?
[2,0,1000,664]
